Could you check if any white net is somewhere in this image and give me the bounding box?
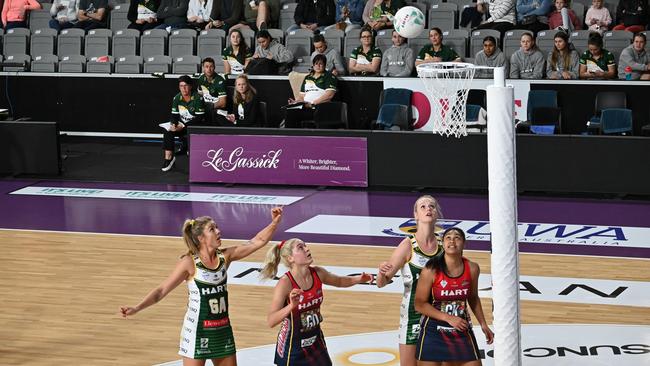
[416,62,477,138]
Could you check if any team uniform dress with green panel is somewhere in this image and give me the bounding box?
[398,234,442,345]
[179,251,236,359]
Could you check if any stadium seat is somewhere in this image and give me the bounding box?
[197,29,225,60]
[112,29,139,58]
[279,3,298,31]
[447,0,474,12]
[3,54,31,71]
[470,29,500,57]
[407,34,431,60]
[266,28,285,44]
[140,29,168,58]
[84,29,112,57]
[110,4,130,32]
[443,29,469,58]
[535,30,556,56]
[172,55,201,74]
[31,54,58,72]
[28,9,53,32]
[58,54,86,72]
[143,54,172,73]
[503,29,533,59]
[115,55,143,73]
[258,100,268,127]
[344,29,362,58]
[285,29,313,65]
[428,3,458,32]
[520,90,561,134]
[587,91,626,132]
[642,30,650,52]
[30,28,57,57]
[569,30,591,54]
[375,29,394,52]
[375,104,409,130]
[571,2,586,28]
[3,28,30,57]
[321,28,343,55]
[599,108,633,135]
[603,30,633,61]
[57,28,85,57]
[86,55,114,73]
[304,101,348,129]
[169,29,197,59]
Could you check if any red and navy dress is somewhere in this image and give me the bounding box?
[274,268,332,366]
[416,257,480,362]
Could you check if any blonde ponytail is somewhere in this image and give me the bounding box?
[260,238,301,279]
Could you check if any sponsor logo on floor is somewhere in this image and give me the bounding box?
[156,325,650,366]
[286,215,650,248]
[10,186,303,205]
[225,261,649,307]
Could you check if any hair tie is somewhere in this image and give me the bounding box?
[190,219,195,226]
[278,240,286,249]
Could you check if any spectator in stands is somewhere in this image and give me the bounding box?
[205,0,242,30]
[348,27,382,75]
[2,0,40,30]
[248,29,294,74]
[380,29,414,76]
[287,0,336,32]
[548,0,582,31]
[415,27,461,66]
[161,75,205,172]
[74,0,108,30]
[328,0,364,33]
[613,0,648,33]
[223,29,253,74]
[312,34,346,75]
[546,31,580,79]
[284,54,337,128]
[617,32,650,79]
[187,0,213,29]
[230,0,280,32]
[579,32,616,79]
[585,0,612,34]
[49,0,78,32]
[227,74,261,126]
[127,0,161,32]
[197,57,228,125]
[362,0,405,31]
[155,0,189,30]
[515,0,552,34]
[473,0,516,36]
[509,32,545,78]
[474,35,509,77]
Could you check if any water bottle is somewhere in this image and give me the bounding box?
[625,66,633,80]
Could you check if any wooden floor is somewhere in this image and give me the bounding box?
[1,229,648,366]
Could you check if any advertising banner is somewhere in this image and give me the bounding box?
[190,134,368,187]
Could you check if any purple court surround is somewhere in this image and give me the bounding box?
[1,179,649,259]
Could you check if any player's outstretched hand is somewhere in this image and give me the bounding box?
[120,306,138,318]
[271,207,283,224]
[358,272,373,284]
[378,262,392,276]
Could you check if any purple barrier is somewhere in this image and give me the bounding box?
[189,134,368,187]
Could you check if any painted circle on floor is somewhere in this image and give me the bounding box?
[157,324,650,366]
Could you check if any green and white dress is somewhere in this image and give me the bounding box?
[179,251,236,359]
[398,235,442,345]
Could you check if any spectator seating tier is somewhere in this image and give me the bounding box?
[84,29,112,58]
[140,29,168,59]
[115,55,143,73]
[172,55,201,74]
[603,30,633,61]
[30,28,57,57]
[112,29,140,58]
[443,29,469,58]
[143,54,172,73]
[28,9,53,32]
[3,54,31,71]
[57,28,85,57]
[470,29,501,57]
[4,28,30,57]
[110,5,130,32]
[198,29,226,61]
[428,3,458,32]
[169,29,197,59]
[58,54,86,72]
[86,55,114,73]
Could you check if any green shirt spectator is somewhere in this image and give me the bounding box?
[197,73,227,104]
[222,45,253,75]
[579,48,616,73]
[417,44,460,62]
[349,44,382,75]
[172,92,205,124]
[301,71,337,103]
